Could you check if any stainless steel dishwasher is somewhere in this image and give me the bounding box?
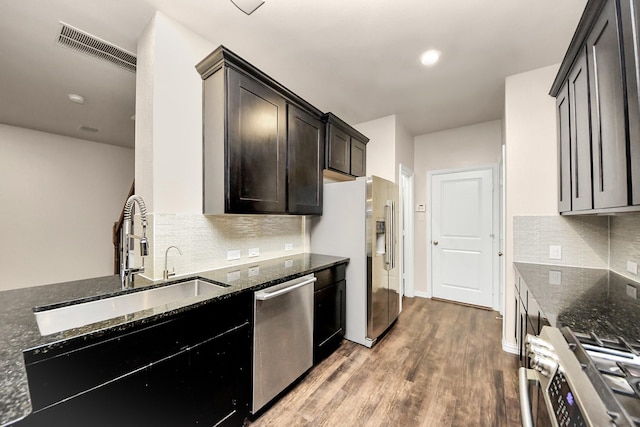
[252,274,315,413]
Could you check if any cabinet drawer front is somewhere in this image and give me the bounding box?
[314,263,346,291]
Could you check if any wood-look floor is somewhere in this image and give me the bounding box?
[249,297,521,427]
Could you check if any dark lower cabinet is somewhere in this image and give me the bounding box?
[17,293,252,427]
[313,263,347,364]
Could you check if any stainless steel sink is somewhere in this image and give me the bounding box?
[35,278,226,336]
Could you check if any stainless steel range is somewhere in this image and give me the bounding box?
[521,326,640,426]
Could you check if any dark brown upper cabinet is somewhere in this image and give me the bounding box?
[196,46,324,215]
[550,0,640,214]
[323,113,369,178]
[620,0,640,205]
[287,104,324,215]
[556,82,572,213]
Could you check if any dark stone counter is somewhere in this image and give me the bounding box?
[0,253,348,426]
[514,262,640,343]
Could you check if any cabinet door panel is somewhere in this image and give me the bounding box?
[587,0,629,209]
[557,82,572,212]
[314,280,346,364]
[621,0,640,205]
[227,69,287,213]
[351,138,367,177]
[327,125,351,174]
[569,51,594,211]
[287,105,324,215]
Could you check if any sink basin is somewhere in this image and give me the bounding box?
[35,278,226,336]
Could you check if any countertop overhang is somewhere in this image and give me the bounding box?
[0,253,348,426]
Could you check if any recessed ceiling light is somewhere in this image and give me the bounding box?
[420,49,441,67]
[67,93,85,104]
[79,125,99,133]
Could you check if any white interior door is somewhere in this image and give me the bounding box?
[431,169,493,307]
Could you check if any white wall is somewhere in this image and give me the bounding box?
[136,12,215,214]
[503,64,559,351]
[413,120,502,296]
[355,114,396,182]
[395,120,415,177]
[136,13,307,279]
[0,124,134,290]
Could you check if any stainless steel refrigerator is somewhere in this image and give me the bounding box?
[310,175,400,347]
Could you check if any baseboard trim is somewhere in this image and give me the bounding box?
[414,291,430,299]
[502,340,518,355]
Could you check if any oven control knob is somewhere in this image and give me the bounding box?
[530,354,558,377]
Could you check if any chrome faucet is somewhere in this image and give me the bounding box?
[163,246,183,280]
[120,195,149,289]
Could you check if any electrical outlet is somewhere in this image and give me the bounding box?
[227,250,241,261]
[284,259,293,268]
[248,266,260,277]
[285,243,293,251]
[627,261,638,275]
[248,248,260,258]
[227,270,240,281]
[627,284,638,300]
[549,245,562,260]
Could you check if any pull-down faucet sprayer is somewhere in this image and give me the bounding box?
[120,195,149,289]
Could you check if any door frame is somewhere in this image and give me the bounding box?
[399,164,415,304]
[426,164,501,311]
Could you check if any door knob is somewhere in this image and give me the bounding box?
[433,241,439,246]
[498,252,503,257]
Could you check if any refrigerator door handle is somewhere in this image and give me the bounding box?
[391,200,396,269]
[384,200,396,270]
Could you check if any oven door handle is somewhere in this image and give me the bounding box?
[519,367,537,427]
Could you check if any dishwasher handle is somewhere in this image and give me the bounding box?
[518,367,536,427]
[255,276,317,301]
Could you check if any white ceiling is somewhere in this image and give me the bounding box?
[0,0,587,149]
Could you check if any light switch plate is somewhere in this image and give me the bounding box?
[627,284,638,300]
[248,248,260,258]
[285,243,293,251]
[248,266,260,277]
[627,260,638,275]
[284,259,293,268]
[549,245,562,260]
[227,250,241,261]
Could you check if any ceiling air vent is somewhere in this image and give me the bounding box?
[56,22,136,73]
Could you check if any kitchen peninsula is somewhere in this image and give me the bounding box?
[0,253,348,426]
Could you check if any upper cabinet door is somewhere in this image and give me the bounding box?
[587,0,629,209]
[226,69,287,214]
[620,0,640,205]
[557,82,572,213]
[569,51,593,211]
[287,104,324,215]
[350,138,367,177]
[327,124,351,174]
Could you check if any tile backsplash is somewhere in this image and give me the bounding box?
[145,214,306,280]
[514,216,608,268]
[610,215,640,279]
[514,214,640,281]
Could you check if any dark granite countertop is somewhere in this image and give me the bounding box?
[0,253,348,426]
[514,262,640,343]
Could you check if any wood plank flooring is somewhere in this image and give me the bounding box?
[248,297,521,426]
